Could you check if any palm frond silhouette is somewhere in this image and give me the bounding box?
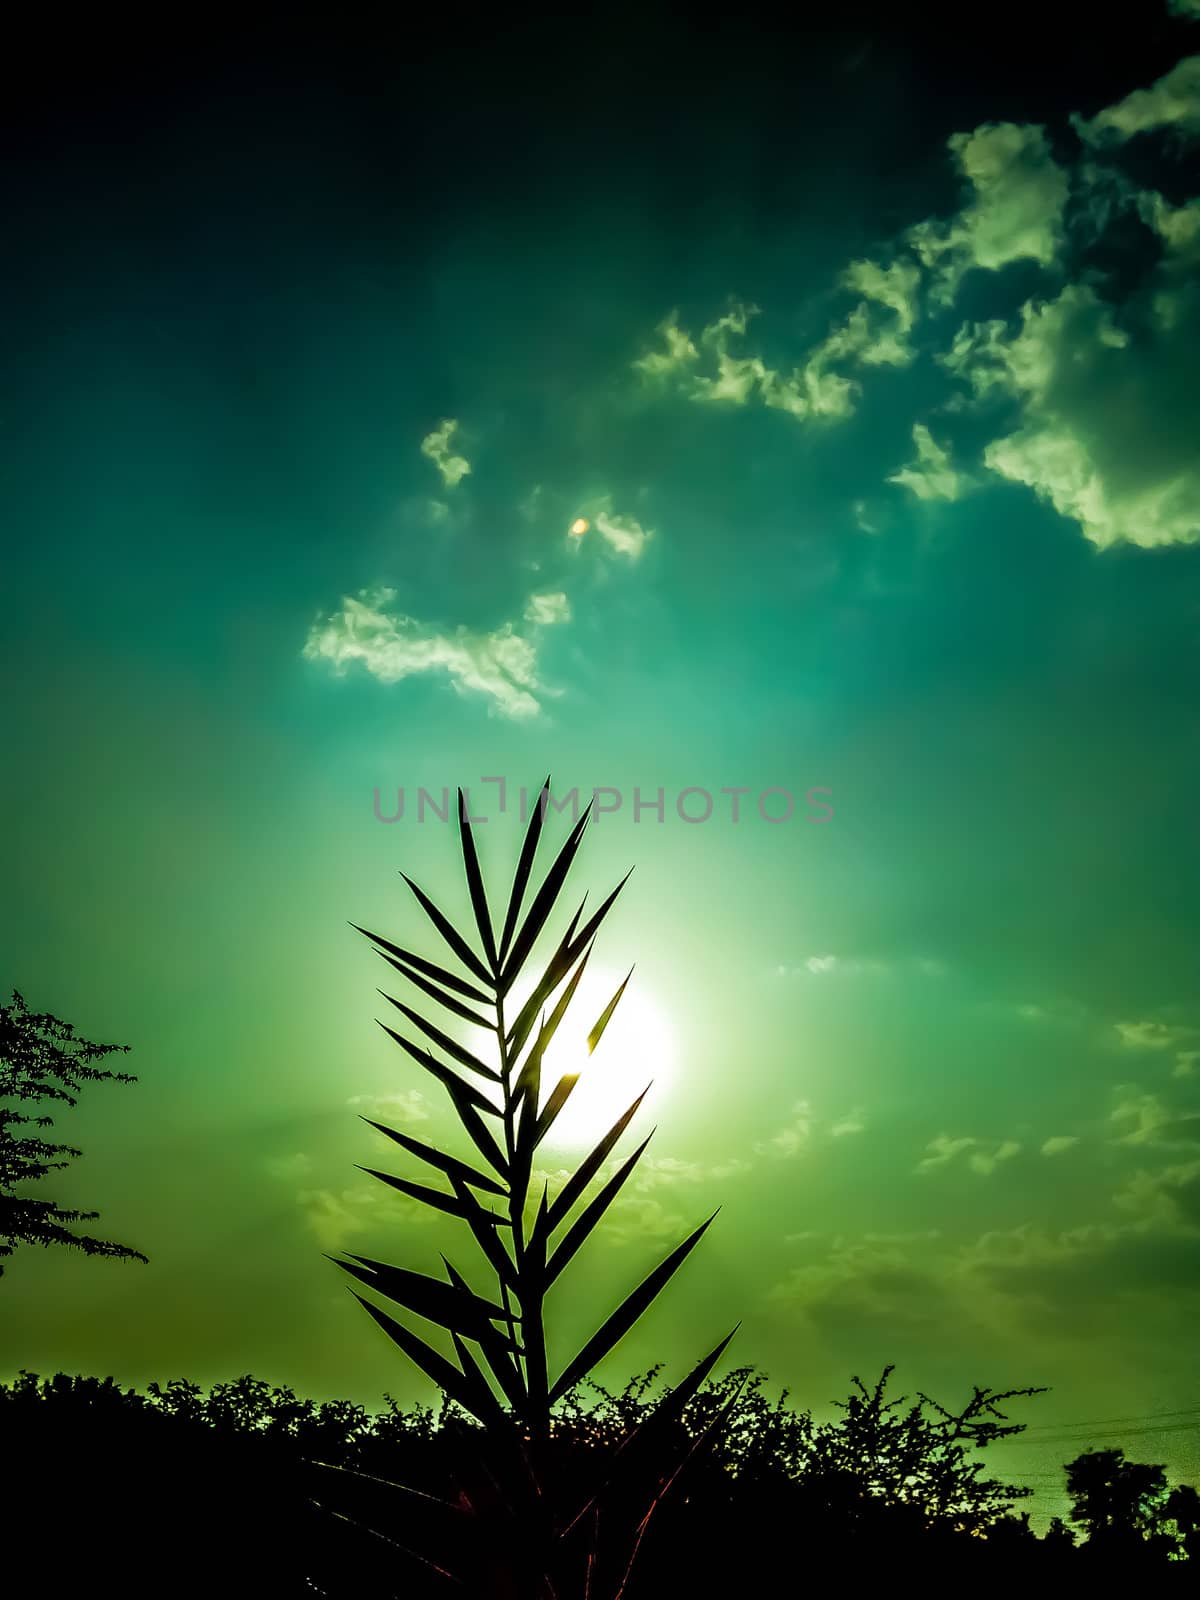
[313,780,736,1597]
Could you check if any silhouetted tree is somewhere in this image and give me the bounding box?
[1043,1514,1076,1551]
[1064,1446,1171,1555]
[1167,1483,1200,1561]
[0,990,147,1276]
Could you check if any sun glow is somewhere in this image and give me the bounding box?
[535,967,676,1150]
[568,517,589,538]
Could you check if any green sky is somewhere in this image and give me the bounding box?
[3,5,1199,1528]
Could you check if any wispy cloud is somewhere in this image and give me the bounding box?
[755,1101,867,1157]
[772,954,945,979]
[570,494,654,559]
[635,280,917,427]
[1072,54,1200,145]
[303,586,568,719]
[1041,1135,1080,1157]
[887,424,972,502]
[917,1135,1021,1176]
[1115,1020,1187,1050]
[831,1111,867,1138]
[1110,1086,1200,1148]
[767,1100,814,1157]
[523,590,572,625]
[346,1089,430,1123]
[631,311,700,379]
[420,418,471,487]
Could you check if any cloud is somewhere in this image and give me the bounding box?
[752,1100,872,1157]
[1073,54,1200,145]
[773,954,944,980]
[632,311,700,379]
[768,1100,814,1158]
[907,123,1069,304]
[768,1235,958,1337]
[630,1153,750,1190]
[831,1112,867,1138]
[420,419,471,487]
[637,280,919,428]
[265,1157,430,1252]
[523,590,572,625]
[842,256,923,360]
[346,1089,430,1123]
[945,278,1200,548]
[1175,1051,1200,1079]
[1115,1020,1185,1050]
[887,423,972,502]
[917,1135,1021,1175]
[303,587,565,719]
[594,510,652,559]
[1041,1135,1079,1157]
[295,1183,385,1252]
[1110,1086,1200,1148]
[1168,0,1200,15]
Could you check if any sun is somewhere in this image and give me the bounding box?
[535,965,676,1151]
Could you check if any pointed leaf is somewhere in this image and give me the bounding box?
[458,789,499,973]
[307,1456,466,1517]
[361,1119,505,1197]
[443,1258,528,1411]
[500,805,593,994]
[348,1291,498,1427]
[308,1498,466,1587]
[498,778,550,965]
[379,994,501,1082]
[506,870,632,1065]
[352,922,491,1003]
[450,1175,518,1292]
[532,1070,581,1149]
[451,1090,511,1181]
[449,1330,510,1429]
[400,873,494,987]
[505,905,588,1063]
[512,941,593,1109]
[372,947,495,1029]
[547,1089,650,1232]
[358,1165,512,1225]
[548,1213,719,1404]
[560,1327,739,1540]
[587,968,633,1055]
[564,871,633,968]
[333,1254,509,1334]
[611,1380,748,1600]
[544,1135,653,1287]
[377,1022,499,1113]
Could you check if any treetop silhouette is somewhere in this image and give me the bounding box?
[0,990,147,1277]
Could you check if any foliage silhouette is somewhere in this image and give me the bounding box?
[1064,1445,1177,1558]
[5,1362,1196,1596]
[0,990,147,1277]
[320,782,736,1595]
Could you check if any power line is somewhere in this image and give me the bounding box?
[1019,1405,1200,1434]
[999,1421,1200,1448]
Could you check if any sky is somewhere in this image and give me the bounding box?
[2,2,1199,1527]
